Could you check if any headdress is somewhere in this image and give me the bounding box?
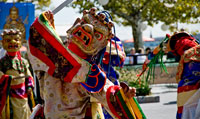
[167,31,198,56]
[1,29,22,38]
[67,7,114,56]
[1,29,22,54]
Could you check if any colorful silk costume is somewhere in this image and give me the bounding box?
[28,8,142,119]
[0,29,34,119]
[0,53,34,119]
[140,32,200,119]
[101,36,125,118]
[165,32,200,119]
[102,36,125,85]
[176,45,200,119]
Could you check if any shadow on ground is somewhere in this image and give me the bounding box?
[163,101,177,105]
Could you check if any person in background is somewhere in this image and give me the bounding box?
[129,47,135,64]
[28,9,137,119]
[0,29,35,119]
[145,47,154,60]
[164,31,200,119]
[135,48,146,64]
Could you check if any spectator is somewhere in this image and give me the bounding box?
[145,47,154,60]
[0,29,35,119]
[129,48,135,64]
[135,48,146,64]
[164,31,200,119]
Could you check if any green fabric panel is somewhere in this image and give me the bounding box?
[38,14,63,43]
[116,91,135,119]
[133,97,146,119]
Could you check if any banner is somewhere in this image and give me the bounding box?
[0,2,35,41]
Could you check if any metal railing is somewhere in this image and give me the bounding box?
[125,54,180,66]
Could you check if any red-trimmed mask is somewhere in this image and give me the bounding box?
[1,29,22,53]
[67,7,114,56]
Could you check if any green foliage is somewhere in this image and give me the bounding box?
[129,80,151,96]
[0,0,7,2]
[34,0,51,10]
[72,0,200,29]
[117,66,151,96]
[71,0,200,50]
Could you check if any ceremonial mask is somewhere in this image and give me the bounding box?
[67,7,114,56]
[1,29,22,53]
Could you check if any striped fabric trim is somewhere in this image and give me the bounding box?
[0,75,12,113]
[115,93,130,119]
[106,85,121,119]
[30,13,83,82]
[177,106,183,119]
[116,89,136,119]
[130,98,146,119]
[29,39,56,76]
[178,82,200,93]
[10,82,25,89]
[36,15,81,82]
[10,93,27,99]
[10,83,28,99]
[176,45,200,82]
[178,106,183,114]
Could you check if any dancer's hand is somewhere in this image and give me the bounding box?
[120,82,136,98]
[44,10,55,28]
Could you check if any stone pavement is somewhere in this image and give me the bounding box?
[139,84,178,119]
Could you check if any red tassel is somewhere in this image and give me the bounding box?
[137,60,149,78]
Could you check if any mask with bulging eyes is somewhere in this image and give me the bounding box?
[1,29,22,53]
[67,7,114,56]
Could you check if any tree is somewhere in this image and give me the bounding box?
[71,0,200,50]
[0,0,51,11]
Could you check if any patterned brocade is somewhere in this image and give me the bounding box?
[0,55,27,74]
[0,55,34,119]
[29,27,74,80]
[176,45,200,83]
[29,14,91,83]
[176,45,200,119]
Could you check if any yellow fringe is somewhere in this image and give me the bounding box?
[30,91,36,108]
[119,89,137,119]
[129,98,143,119]
[6,96,10,119]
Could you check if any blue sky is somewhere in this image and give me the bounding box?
[47,0,200,40]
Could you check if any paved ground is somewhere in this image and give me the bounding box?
[139,84,178,119]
